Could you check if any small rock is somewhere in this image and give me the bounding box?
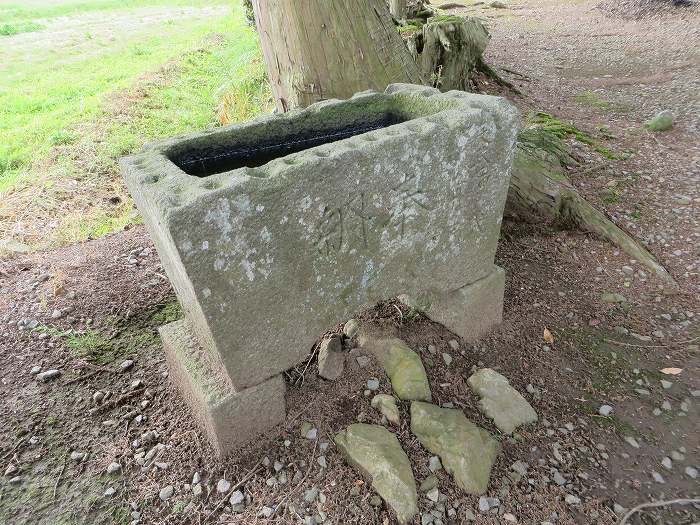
[490,0,507,7]
[478,497,491,512]
[104,487,116,497]
[651,471,665,484]
[503,514,517,523]
[318,334,345,381]
[467,368,537,434]
[371,394,400,425]
[366,378,380,391]
[106,462,121,474]
[601,293,626,304]
[420,475,438,493]
[9,476,22,485]
[598,405,613,416]
[661,457,672,469]
[304,487,319,503]
[685,466,698,479]
[552,471,566,486]
[30,365,42,375]
[0,238,30,254]
[37,369,61,382]
[70,451,85,462]
[645,110,673,132]
[230,489,245,505]
[260,505,274,518]
[159,485,174,500]
[217,479,231,493]
[120,360,134,371]
[511,461,528,476]
[343,319,360,338]
[624,436,640,449]
[448,340,459,350]
[442,353,453,367]
[317,455,327,468]
[565,494,581,505]
[192,483,203,497]
[426,487,439,503]
[660,380,672,389]
[428,456,443,472]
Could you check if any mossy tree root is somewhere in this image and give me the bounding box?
[507,139,677,289]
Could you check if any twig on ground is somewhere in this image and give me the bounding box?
[603,336,698,349]
[53,460,66,500]
[274,439,319,517]
[619,498,700,525]
[91,388,145,415]
[64,369,102,385]
[203,459,264,523]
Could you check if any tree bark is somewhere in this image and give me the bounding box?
[252,0,423,112]
[390,0,407,21]
[410,16,489,91]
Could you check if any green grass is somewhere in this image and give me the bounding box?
[36,301,184,364]
[0,0,224,24]
[0,0,239,191]
[0,0,271,248]
[0,21,45,36]
[574,90,610,109]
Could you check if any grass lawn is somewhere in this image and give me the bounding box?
[0,0,270,249]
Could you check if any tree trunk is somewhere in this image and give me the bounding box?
[410,16,489,91]
[390,0,407,21]
[252,0,423,112]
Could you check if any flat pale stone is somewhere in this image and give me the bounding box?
[467,368,537,434]
[410,402,499,495]
[371,394,401,425]
[335,424,418,524]
[359,334,431,401]
[317,334,345,380]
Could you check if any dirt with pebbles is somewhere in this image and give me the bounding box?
[1,0,699,524]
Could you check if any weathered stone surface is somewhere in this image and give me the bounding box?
[160,320,286,457]
[467,368,537,434]
[317,334,345,380]
[359,334,431,401]
[121,84,518,391]
[400,266,505,341]
[0,238,30,256]
[371,394,401,424]
[334,424,418,524]
[411,402,499,495]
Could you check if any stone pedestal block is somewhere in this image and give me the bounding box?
[121,83,518,454]
[160,320,286,457]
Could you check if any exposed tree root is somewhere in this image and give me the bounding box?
[507,129,677,289]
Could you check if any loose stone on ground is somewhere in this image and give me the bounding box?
[467,368,537,434]
[317,334,345,380]
[358,334,431,401]
[371,394,401,425]
[334,424,418,524]
[411,401,499,495]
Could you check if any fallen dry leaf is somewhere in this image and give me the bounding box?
[543,328,554,344]
[660,367,682,375]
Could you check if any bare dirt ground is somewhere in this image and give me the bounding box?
[1,1,698,524]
